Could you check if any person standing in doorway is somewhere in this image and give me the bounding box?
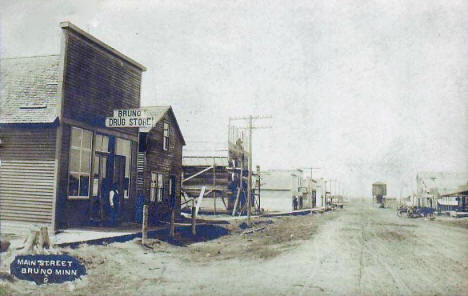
[109,183,120,226]
[293,196,298,211]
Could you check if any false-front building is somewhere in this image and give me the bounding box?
[0,22,146,231]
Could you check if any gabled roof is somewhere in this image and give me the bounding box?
[0,55,60,123]
[140,106,185,145]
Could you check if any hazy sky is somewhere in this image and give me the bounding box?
[1,0,467,197]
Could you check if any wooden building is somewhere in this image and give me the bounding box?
[181,156,231,214]
[260,169,310,212]
[0,22,146,231]
[136,106,185,222]
[181,125,251,215]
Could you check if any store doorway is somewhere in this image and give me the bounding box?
[91,152,109,224]
[113,155,126,220]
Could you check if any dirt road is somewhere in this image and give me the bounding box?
[158,201,467,296]
[2,201,467,295]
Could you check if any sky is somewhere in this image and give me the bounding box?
[1,0,467,197]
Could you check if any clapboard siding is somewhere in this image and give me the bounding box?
[0,128,56,224]
[142,112,183,219]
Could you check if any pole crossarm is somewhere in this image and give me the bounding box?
[229,115,272,121]
[232,126,273,130]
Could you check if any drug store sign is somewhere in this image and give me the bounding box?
[105,109,154,128]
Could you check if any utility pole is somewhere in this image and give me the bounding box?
[323,179,328,210]
[256,165,261,212]
[247,115,253,223]
[229,114,271,225]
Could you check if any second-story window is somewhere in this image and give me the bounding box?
[163,122,169,151]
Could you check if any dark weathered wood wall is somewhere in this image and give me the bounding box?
[182,166,230,197]
[62,30,141,136]
[56,28,143,228]
[141,112,183,217]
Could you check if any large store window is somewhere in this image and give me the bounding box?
[69,127,93,198]
[116,138,132,199]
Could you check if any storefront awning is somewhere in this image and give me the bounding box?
[437,199,458,206]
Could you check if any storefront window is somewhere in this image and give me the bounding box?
[68,127,92,198]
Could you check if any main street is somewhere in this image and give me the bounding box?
[155,201,468,296]
[3,201,467,296]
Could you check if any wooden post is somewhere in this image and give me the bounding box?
[310,190,314,216]
[170,209,175,238]
[19,229,39,255]
[232,184,241,216]
[38,226,50,250]
[256,165,261,212]
[247,115,252,225]
[142,205,148,245]
[232,156,244,216]
[213,157,217,215]
[191,206,197,236]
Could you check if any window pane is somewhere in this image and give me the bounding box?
[164,123,169,134]
[101,157,107,178]
[70,148,81,172]
[116,139,131,178]
[150,188,155,202]
[125,157,130,178]
[95,134,109,152]
[158,174,163,188]
[69,174,79,196]
[93,155,99,176]
[81,150,91,173]
[82,130,92,149]
[95,135,102,151]
[79,175,90,196]
[71,127,82,147]
[102,136,109,152]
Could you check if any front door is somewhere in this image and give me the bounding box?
[113,155,126,219]
[169,175,177,209]
[91,152,109,223]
